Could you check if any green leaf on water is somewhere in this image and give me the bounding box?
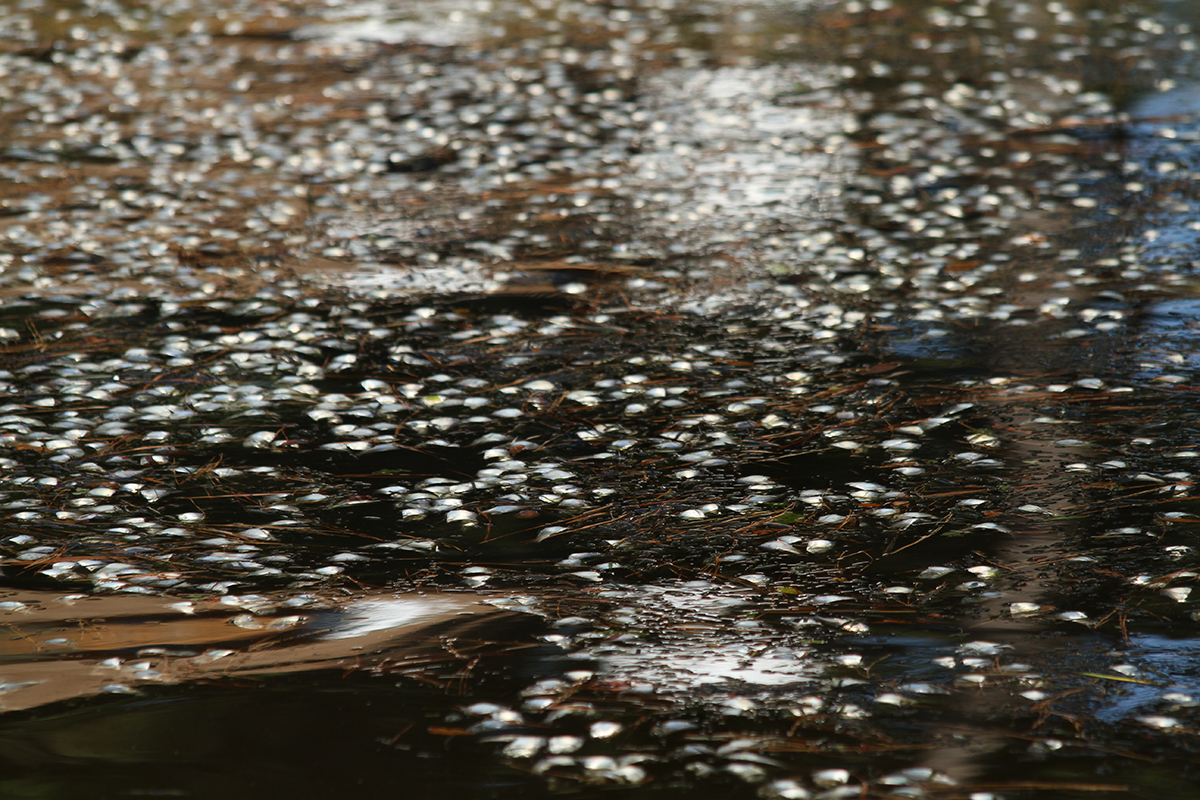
[1079,672,1163,686]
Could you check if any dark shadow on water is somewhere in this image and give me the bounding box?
[0,677,535,800]
[751,446,891,489]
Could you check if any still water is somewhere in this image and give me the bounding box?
[3,0,1200,797]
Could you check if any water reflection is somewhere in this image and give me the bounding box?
[0,590,525,712]
[4,0,1200,796]
[590,583,825,689]
[0,593,555,799]
[1139,298,1200,368]
[294,0,492,46]
[1100,633,1200,721]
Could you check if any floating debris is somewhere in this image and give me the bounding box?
[2,0,1200,797]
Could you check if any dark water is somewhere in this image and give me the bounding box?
[5,0,1200,797]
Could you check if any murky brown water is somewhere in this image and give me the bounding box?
[4,0,1200,797]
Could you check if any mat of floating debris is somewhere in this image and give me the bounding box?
[0,591,521,712]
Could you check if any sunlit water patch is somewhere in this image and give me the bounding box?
[589,582,826,690]
[293,0,492,45]
[624,64,859,303]
[328,261,504,295]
